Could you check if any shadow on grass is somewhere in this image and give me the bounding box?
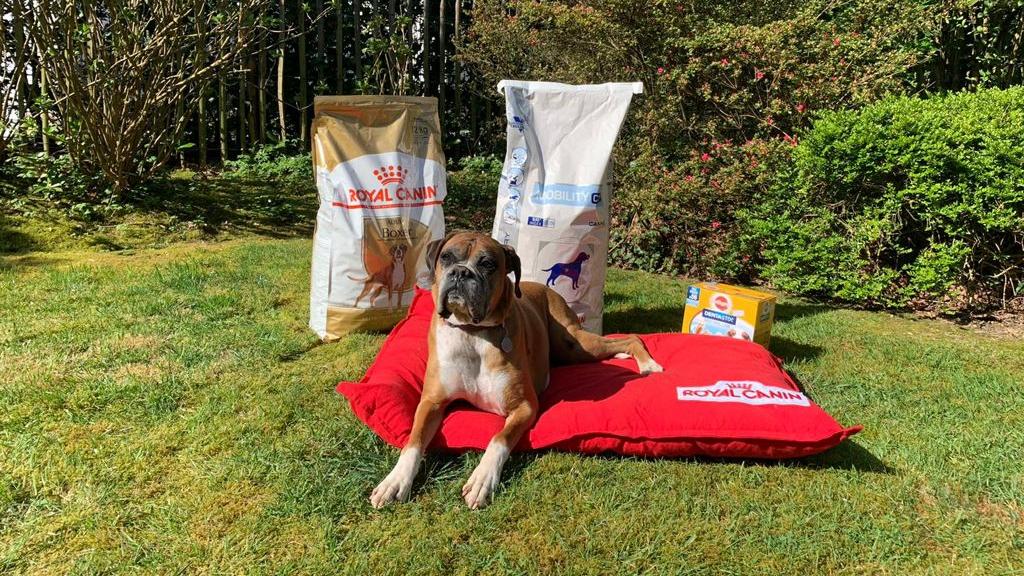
[128,174,316,239]
[0,214,40,256]
[415,436,891,503]
[604,305,684,333]
[774,300,831,323]
[510,439,891,475]
[769,335,824,364]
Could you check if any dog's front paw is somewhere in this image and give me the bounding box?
[639,358,664,375]
[370,471,414,508]
[370,449,421,508]
[462,461,502,510]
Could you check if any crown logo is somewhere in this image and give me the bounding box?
[373,165,408,185]
[725,381,754,391]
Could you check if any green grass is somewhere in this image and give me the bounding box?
[1,236,1022,574]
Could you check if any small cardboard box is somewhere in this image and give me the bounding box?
[682,282,776,346]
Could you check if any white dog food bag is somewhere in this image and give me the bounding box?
[491,80,642,334]
[310,95,446,340]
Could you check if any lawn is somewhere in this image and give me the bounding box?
[1,232,1022,574]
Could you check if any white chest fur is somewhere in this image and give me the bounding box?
[434,322,510,416]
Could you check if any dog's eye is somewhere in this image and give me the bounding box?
[439,251,454,266]
[477,258,496,272]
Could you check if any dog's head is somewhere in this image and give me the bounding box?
[424,231,521,325]
[390,243,408,262]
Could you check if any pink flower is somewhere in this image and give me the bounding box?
[684,174,695,182]
[765,116,774,126]
[720,58,730,66]
[750,159,759,169]
[742,255,751,263]
[657,67,666,75]
[755,70,765,80]
[833,37,841,47]
[700,153,711,162]
[783,133,798,146]
[796,102,807,113]
[711,221,721,229]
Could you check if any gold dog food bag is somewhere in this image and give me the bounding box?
[309,95,446,341]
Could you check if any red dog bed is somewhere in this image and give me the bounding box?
[337,289,861,459]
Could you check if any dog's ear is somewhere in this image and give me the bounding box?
[425,235,447,276]
[425,231,459,275]
[502,244,522,298]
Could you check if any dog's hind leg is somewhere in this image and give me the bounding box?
[544,288,663,374]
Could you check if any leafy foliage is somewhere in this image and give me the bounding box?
[741,86,1024,313]
[463,0,939,278]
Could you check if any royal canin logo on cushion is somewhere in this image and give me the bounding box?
[676,380,810,407]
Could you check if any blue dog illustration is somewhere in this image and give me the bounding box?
[542,252,590,290]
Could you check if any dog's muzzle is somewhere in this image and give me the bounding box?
[438,265,489,323]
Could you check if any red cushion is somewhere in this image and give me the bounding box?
[337,288,861,459]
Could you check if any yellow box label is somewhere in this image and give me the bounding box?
[682,282,776,346]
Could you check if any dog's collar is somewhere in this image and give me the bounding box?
[442,318,513,352]
[444,319,499,330]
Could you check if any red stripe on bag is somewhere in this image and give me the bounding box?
[332,200,443,210]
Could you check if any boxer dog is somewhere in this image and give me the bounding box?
[370,231,663,510]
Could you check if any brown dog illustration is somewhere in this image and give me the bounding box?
[349,243,409,309]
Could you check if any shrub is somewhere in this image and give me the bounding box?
[445,154,502,230]
[463,0,938,277]
[741,86,1024,313]
[225,141,312,183]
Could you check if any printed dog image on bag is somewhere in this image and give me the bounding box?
[309,96,446,341]
[348,217,430,309]
[491,81,642,334]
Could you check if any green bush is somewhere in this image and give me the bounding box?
[463,0,938,277]
[741,86,1024,313]
[445,154,502,230]
[225,141,312,183]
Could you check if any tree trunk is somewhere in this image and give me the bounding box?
[38,44,50,156]
[198,86,208,167]
[13,0,26,118]
[258,32,267,145]
[438,0,446,114]
[335,0,344,93]
[219,76,229,163]
[278,0,287,142]
[353,0,362,86]
[454,0,461,121]
[196,11,208,167]
[238,65,248,153]
[315,0,326,87]
[422,0,431,96]
[298,2,309,144]
[248,53,258,147]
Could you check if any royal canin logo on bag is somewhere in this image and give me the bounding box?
[676,380,810,407]
[334,164,440,209]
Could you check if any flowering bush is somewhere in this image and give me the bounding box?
[463,0,937,278]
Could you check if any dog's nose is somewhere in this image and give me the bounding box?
[449,266,473,280]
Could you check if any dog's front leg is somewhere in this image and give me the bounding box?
[462,400,536,509]
[370,397,446,508]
